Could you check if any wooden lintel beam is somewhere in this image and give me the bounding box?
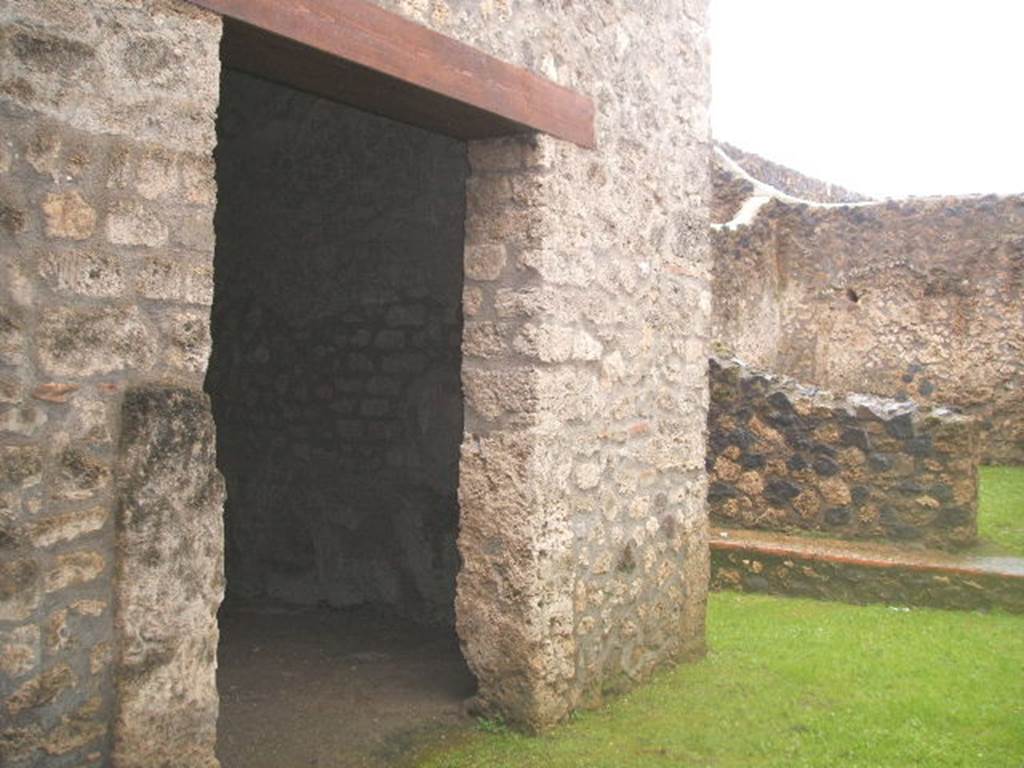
[187,0,596,148]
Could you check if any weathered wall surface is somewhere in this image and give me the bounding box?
[365,0,713,728]
[3,0,714,753]
[708,359,979,549]
[210,69,465,626]
[712,156,1024,465]
[0,1,222,766]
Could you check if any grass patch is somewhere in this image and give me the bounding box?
[978,466,1024,557]
[419,593,1024,768]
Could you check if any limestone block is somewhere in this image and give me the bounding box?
[42,191,96,240]
[37,305,158,377]
[5,663,74,716]
[0,624,40,680]
[39,249,126,297]
[44,551,105,593]
[105,201,168,247]
[464,244,507,281]
[30,506,108,548]
[0,559,41,622]
[159,311,211,376]
[113,385,223,768]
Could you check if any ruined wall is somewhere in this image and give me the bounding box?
[370,0,713,727]
[708,358,979,549]
[712,155,1024,465]
[0,1,222,766]
[716,142,869,204]
[209,70,465,626]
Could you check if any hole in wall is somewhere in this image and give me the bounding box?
[206,61,474,768]
[846,288,860,303]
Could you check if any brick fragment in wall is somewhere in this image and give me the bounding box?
[707,357,980,549]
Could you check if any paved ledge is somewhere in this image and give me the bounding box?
[710,528,1024,613]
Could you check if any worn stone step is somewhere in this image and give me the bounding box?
[710,528,1024,613]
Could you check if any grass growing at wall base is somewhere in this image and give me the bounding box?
[417,593,1024,768]
[978,466,1024,557]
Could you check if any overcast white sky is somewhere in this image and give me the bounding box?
[710,0,1024,198]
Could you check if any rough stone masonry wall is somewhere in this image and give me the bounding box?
[708,358,980,549]
[0,1,222,767]
[712,154,1024,464]
[717,142,869,204]
[369,0,713,728]
[2,0,714,759]
[209,69,465,626]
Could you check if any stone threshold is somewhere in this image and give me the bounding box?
[710,528,1024,613]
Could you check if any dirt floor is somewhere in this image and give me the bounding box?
[216,603,476,768]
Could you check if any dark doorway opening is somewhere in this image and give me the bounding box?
[207,65,473,767]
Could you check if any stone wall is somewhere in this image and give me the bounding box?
[2,0,715,757]
[366,0,713,728]
[209,69,465,626]
[712,153,1024,465]
[0,1,222,766]
[717,142,869,203]
[708,358,979,549]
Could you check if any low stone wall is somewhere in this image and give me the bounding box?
[708,358,979,549]
[710,532,1024,614]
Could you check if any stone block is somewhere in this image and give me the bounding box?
[42,191,96,240]
[105,201,168,247]
[114,385,223,768]
[37,305,158,377]
[5,663,74,716]
[464,244,507,281]
[39,249,125,297]
[44,551,105,593]
[0,558,41,622]
[0,446,43,490]
[0,624,40,680]
[30,506,108,548]
[159,311,211,376]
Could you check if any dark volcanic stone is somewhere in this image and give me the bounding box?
[868,453,893,472]
[896,480,925,494]
[730,429,756,451]
[787,454,807,471]
[885,413,915,440]
[811,443,837,458]
[841,428,871,451]
[824,507,852,526]
[767,391,794,412]
[851,485,870,505]
[937,506,971,528]
[708,482,738,501]
[764,478,800,507]
[812,456,840,476]
[742,574,771,592]
[766,411,796,428]
[906,437,933,456]
[741,453,765,470]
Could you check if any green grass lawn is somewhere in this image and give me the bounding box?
[418,593,1024,768]
[978,466,1024,557]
